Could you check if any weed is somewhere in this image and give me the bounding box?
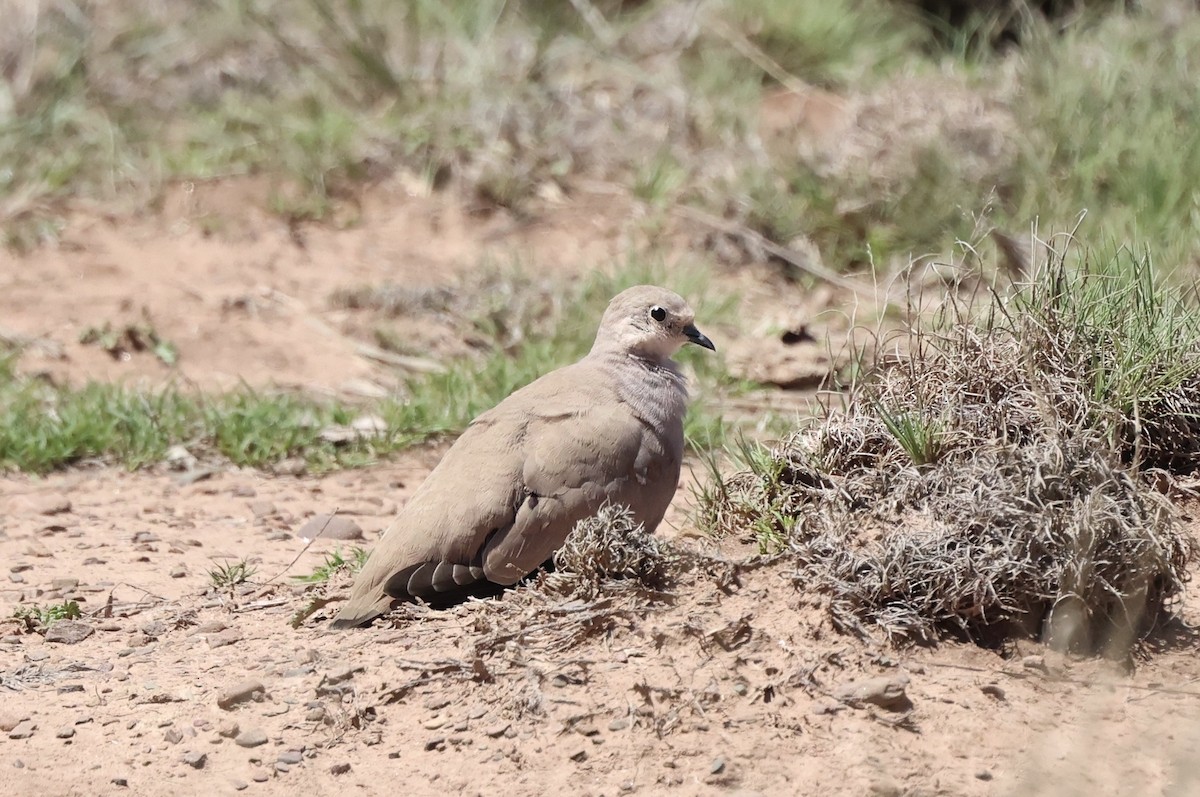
[12,600,82,630]
[293,547,369,584]
[699,241,1199,651]
[208,559,258,590]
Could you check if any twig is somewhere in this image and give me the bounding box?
[673,205,878,298]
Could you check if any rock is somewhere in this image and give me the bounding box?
[166,445,197,471]
[8,720,36,739]
[207,629,243,649]
[249,501,277,519]
[25,650,49,662]
[976,770,994,781]
[330,762,351,775]
[218,680,265,709]
[181,751,207,769]
[218,720,240,739]
[274,762,290,774]
[235,728,268,748]
[231,484,256,498]
[833,674,912,711]
[484,723,510,739]
[50,578,79,591]
[569,749,588,763]
[322,665,359,685]
[169,565,187,579]
[0,713,24,732]
[574,723,600,737]
[980,683,1006,701]
[466,705,487,720]
[45,621,93,645]
[1022,655,1049,674]
[274,458,307,477]
[608,718,629,731]
[711,757,726,775]
[9,573,23,584]
[56,726,75,739]
[164,728,183,744]
[231,780,248,791]
[868,781,903,797]
[97,621,121,632]
[277,750,304,765]
[296,515,363,542]
[251,771,269,783]
[112,777,129,787]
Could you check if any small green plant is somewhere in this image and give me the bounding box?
[208,559,257,590]
[292,547,369,584]
[874,405,946,466]
[13,600,82,630]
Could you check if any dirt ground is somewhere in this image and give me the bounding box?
[3,188,1200,797]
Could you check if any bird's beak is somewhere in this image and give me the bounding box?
[683,324,716,352]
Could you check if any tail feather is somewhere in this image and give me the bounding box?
[328,593,394,630]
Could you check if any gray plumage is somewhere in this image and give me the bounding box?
[329,285,715,629]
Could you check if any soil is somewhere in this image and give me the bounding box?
[3,186,1200,797]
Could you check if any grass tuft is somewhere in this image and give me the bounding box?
[699,241,1199,652]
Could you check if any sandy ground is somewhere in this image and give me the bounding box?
[3,189,1200,797]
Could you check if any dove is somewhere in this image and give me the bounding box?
[329,285,715,629]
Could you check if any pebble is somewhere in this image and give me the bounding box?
[0,713,25,732]
[218,679,265,709]
[569,749,588,763]
[50,578,79,591]
[277,750,304,765]
[330,763,351,775]
[251,771,269,783]
[207,629,243,649]
[608,718,629,731]
[833,674,912,711]
[976,770,994,781]
[484,723,510,738]
[249,500,277,518]
[980,683,1006,701]
[45,621,94,645]
[1022,655,1049,673]
[711,757,727,775]
[112,777,128,787]
[8,720,36,739]
[56,726,75,739]
[296,514,363,542]
[25,650,50,662]
[274,762,290,774]
[868,781,903,797]
[466,705,487,720]
[97,621,122,632]
[181,751,207,769]
[218,720,240,739]
[9,574,24,584]
[232,484,257,497]
[169,565,188,579]
[164,728,183,744]
[231,780,248,791]
[235,728,268,748]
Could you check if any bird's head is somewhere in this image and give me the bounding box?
[591,285,715,362]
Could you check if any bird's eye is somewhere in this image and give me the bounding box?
[650,305,667,322]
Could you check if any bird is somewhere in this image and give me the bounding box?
[329,284,715,629]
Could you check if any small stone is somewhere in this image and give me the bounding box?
[50,578,79,592]
[207,629,243,649]
[711,757,726,775]
[251,771,269,783]
[25,650,50,662]
[833,674,912,711]
[466,705,487,720]
[323,666,358,685]
[8,720,36,739]
[195,621,228,634]
[304,707,326,723]
[422,716,445,730]
[97,621,121,632]
[231,780,248,791]
[274,762,290,774]
[330,762,351,775]
[248,501,277,519]
[57,684,84,694]
[274,458,307,476]
[164,728,184,744]
[575,723,600,737]
[8,573,23,584]
[868,781,903,797]
[424,738,445,751]
[0,714,23,732]
[976,770,993,781]
[218,720,240,739]
[608,718,629,731]
[231,484,257,498]
[218,680,265,709]
[56,726,75,739]
[980,684,1006,701]
[569,749,588,763]
[181,751,207,769]
[235,728,268,748]
[484,723,510,738]
[169,565,187,579]
[1022,655,1049,673]
[296,515,363,542]
[44,621,93,645]
[112,777,129,787]
[277,750,303,765]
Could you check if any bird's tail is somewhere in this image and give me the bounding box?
[328,593,393,630]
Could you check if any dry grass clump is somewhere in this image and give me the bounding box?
[701,244,1199,650]
[538,504,682,599]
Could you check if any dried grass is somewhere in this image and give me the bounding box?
[701,244,1199,651]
